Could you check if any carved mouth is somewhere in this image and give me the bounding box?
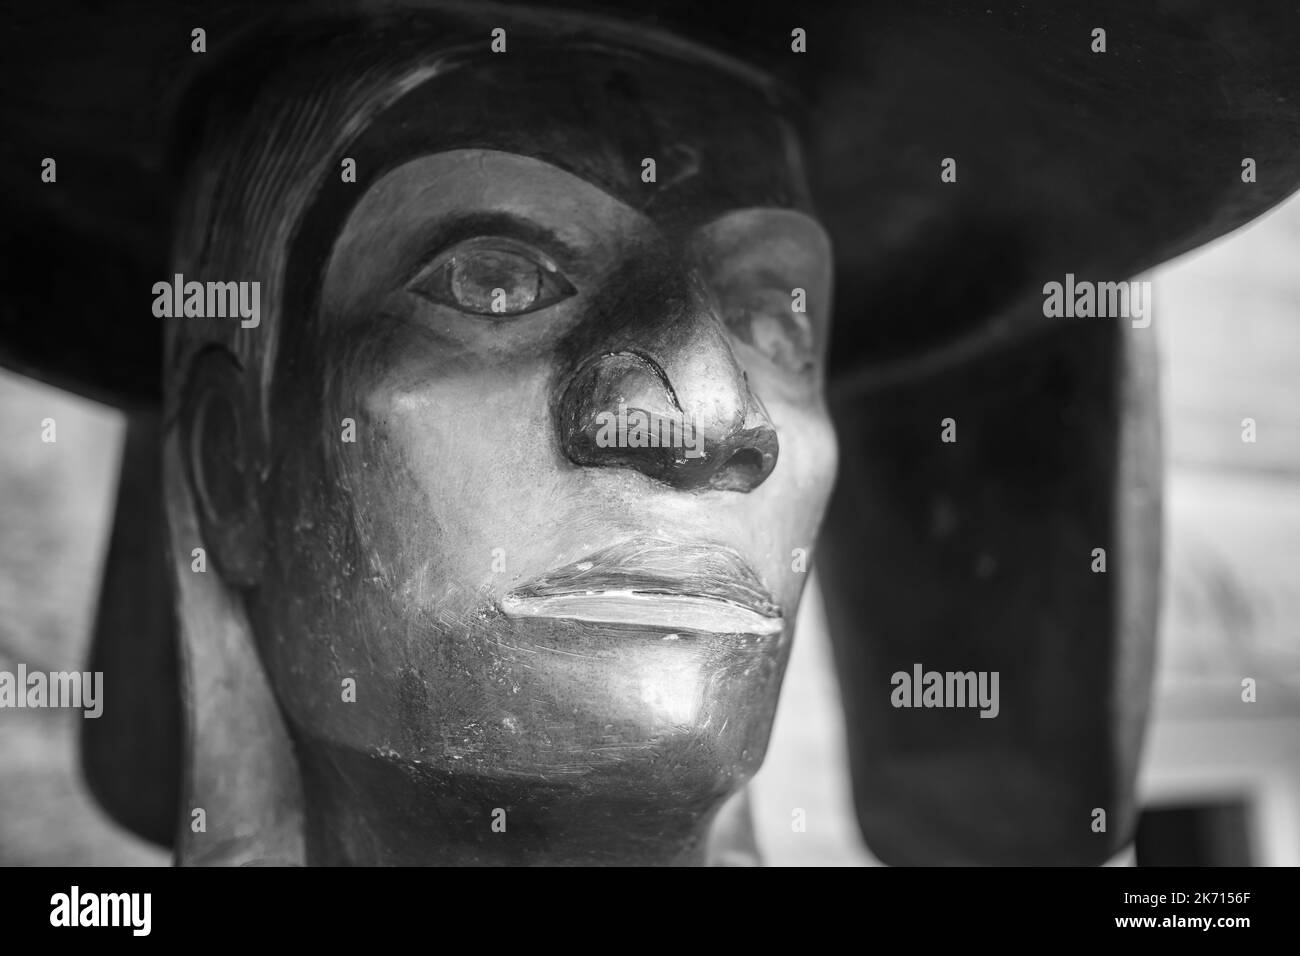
[500,537,783,635]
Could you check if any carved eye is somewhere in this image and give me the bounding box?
[408,237,576,318]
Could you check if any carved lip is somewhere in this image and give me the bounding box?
[501,537,783,636]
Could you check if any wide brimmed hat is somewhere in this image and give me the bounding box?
[4,0,1298,862]
[4,0,1299,403]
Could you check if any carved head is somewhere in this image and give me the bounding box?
[165,10,836,864]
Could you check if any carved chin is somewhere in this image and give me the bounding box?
[272,606,791,863]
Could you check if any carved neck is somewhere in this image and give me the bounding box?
[294,734,724,866]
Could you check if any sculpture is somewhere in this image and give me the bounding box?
[3,0,1299,866]
[163,17,836,865]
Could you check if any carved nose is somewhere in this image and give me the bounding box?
[558,347,779,492]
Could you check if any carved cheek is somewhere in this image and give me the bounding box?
[335,386,449,601]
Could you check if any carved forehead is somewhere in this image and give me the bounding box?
[313,45,812,231]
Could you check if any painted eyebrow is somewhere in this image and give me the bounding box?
[399,211,586,285]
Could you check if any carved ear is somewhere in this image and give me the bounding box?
[180,348,266,587]
[164,397,304,866]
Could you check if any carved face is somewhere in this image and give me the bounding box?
[233,48,836,864]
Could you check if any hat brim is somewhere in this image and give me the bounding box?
[3,0,1299,403]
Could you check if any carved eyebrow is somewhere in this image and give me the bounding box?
[399,211,585,285]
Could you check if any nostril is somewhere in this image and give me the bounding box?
[726,448,765,474]
[712,447,769,490]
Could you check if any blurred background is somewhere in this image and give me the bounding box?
[2,191,1298,866]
